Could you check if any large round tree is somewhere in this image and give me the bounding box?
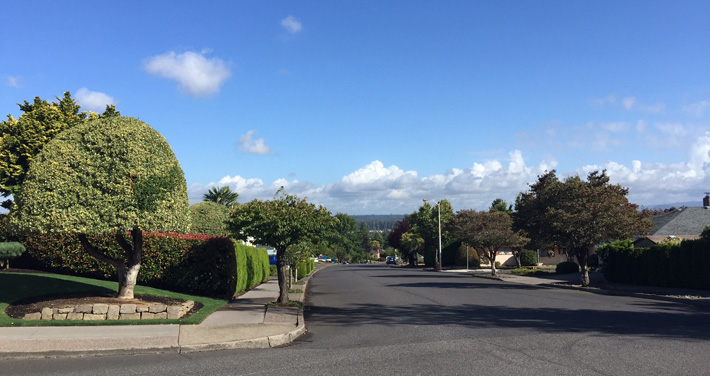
[11,116,190,299]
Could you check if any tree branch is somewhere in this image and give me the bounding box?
[78,234,121,267]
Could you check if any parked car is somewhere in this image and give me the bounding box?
[386,256,397,265]
[342,258,351,264]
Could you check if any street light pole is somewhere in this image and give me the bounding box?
[423,199,443,272]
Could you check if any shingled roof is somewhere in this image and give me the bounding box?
[648,207,710,236]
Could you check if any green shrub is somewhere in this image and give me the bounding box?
[556,261,580,274]
[234,243,249,293]
[23,232,236,298]
[270,264,278,276]
[494,261,501,269]
[297,260,308,279]
[189,201,230,236]
[520,249,537,266]
[0,241,26,268]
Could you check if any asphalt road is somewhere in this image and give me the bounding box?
[3,264,710,375]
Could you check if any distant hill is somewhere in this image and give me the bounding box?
[644,201,698,210]
[351,214,405,232]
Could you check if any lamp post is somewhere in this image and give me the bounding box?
[423,199,442,272]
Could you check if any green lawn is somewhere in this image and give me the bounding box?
[0,271,228,327]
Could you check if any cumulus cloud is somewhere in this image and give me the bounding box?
[144,50,231,98]
[187,135,710,214]
[75,88,115,112]
[281,16,302,34]
[237,130,272,155]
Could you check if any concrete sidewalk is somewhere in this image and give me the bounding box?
[0,270,320,359]
[444,268,710,307]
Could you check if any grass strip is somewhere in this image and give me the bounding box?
[0,271,227,327]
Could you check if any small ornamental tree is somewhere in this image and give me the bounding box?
[228,189,334,303]
[11,117,190,299]
[451,210,529,276]
[189,201,230,236]
[0,241,25,269]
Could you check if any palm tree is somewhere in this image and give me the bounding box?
[203,186,239,206]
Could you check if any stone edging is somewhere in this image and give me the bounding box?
[22,301,195,321]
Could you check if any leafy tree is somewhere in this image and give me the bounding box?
[189,201,230,236]
[203,186,239,206]
[515,170,652,286]
[409,200,453,268]
[400,232,425,265]
[489,198,513,214]
[286,241,315,283]
[388,215,420,266]
[0,92,118,210]
[326,213,361,262]
[11,117,190,298]
[451,210,528,276]
[359,222,371,253]
[227,189,334,303]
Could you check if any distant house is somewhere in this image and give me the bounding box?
[370,249,381,259]
[634,196,710,247]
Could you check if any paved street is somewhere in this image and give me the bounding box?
[3,263,710,375]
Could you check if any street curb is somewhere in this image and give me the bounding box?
[537,282,710,308]
[465,271,710,308]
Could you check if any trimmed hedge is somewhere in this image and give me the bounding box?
[295,258,315,279]
[234,243,249,293]
[598,239,710,289]
[23,232,237,298]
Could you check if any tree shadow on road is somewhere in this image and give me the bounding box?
[304,299,710,340]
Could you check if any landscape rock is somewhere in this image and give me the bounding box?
[167,305,182,319]
[107,305,120,320]
[75,304,93,313]
[120,313,140,320]
[23,312,41,320]
[66,312,84,320]
[119,304,136,314]
[41,307,53,320]
[93,303,109,314]
[149,304,167,313]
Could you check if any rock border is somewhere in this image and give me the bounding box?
[22,301,195,321]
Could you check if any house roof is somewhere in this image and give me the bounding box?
[648,207,710,236]
[636,235,701,245]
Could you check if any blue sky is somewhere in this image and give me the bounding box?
[2,1,710,215]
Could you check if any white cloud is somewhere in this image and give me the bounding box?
[281,16,302,34]
[684,100,710,117]
[75,88,115,112]
[7,76,20,88]
[144,50,231,98]
[188,135,710,214]
[237,130,272,155]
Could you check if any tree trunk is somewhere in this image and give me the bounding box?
[78,227,143,300]
[276,247,289,303]
[490,251,497,276]
[514,250,522,269]
[576,248,590,287]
